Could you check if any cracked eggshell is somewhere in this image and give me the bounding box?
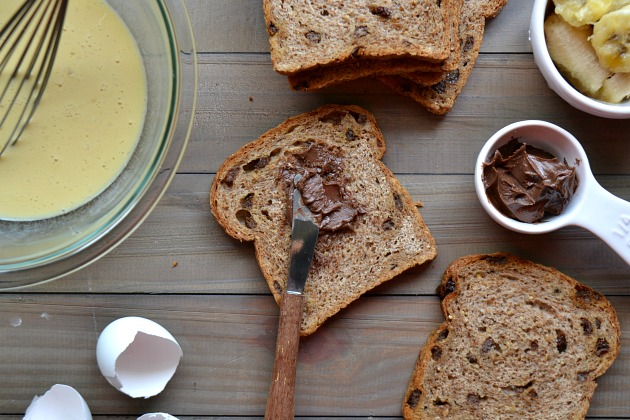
[24,384,92,420]
[96,316,183,398]
[137,414,180,420]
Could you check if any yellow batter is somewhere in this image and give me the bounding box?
[0,0,147,220]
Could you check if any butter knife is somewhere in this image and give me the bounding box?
[264,174,319,420]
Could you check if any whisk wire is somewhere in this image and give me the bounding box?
[0,0,68,157]
[0,1,51,136]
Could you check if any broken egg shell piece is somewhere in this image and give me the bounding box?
[24,384,92,420]
[96,316,183,399]
[137,413,180,420]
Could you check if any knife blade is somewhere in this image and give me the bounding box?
[265,174,319,420]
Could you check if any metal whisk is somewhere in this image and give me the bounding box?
[0,0,68,157]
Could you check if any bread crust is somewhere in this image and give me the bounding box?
[403,252,621,419]
[210,105,436,335]
[270,0,507,114]
[285,0,463,91]
[287,58,447,91]
[264,0,454,75]
[380,0,507,115]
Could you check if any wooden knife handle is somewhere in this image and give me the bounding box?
[265,291,304,420]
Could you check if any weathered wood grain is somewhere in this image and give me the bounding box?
[32,173,630,295]
[1,294,628,417]
[190,52,630,176]
[186,0,533,54]
[3,0,630,418]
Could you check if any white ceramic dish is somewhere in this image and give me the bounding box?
[0,0,197,289]
[530,0,630,118]
[475,120,630,265]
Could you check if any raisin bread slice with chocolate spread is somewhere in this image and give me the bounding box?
[403,253,620,420]
[210,105,436,336]
[264,0,454,75]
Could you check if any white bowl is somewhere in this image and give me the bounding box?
[530,0,630,119]
[475,120,630,265]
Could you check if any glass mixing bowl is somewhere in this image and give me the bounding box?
[0,0,197,289]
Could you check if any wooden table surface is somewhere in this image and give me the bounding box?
[2,1,630,418]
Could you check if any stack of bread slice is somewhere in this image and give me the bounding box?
[263,0,507,114]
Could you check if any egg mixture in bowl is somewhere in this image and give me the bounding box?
[0,0,197,288]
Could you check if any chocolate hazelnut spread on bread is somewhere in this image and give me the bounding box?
[482,138,579,223]
[281,143,363,232]
[210,105,436,335]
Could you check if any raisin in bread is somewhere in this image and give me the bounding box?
[285,0,463,91]
[403,253,620,419]
[380,0,507,114]
[210,105,437,336]
[263,0,454,75]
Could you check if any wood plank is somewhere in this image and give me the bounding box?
[188,53,630,176]
[0,417,435,420]
[0,418,410,420]
[28,173,630,295]
[3,1,630,418]
[186,0,534,54]
[1,294,628,417]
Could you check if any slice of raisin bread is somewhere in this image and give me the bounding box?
[403,253,620,419]
[210,105,436,336]
[286,57,446,91]
[284,0,463,91]
[263,0,454,75]
[380,0,507,114]
[401,70,446,87]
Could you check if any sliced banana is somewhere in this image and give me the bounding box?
[545,14,612,95]
[610,0,630,11]
[553,0,612,26]
[591,5,630,72]
[597,73,630,102]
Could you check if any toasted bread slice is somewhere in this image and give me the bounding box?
[210,105,437,335]
[380,0,507,114]
[286,57,447,91]
[284,0,463,91]
[401,71,447,87]
[264,0,454,75]
[403,253,620,419]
